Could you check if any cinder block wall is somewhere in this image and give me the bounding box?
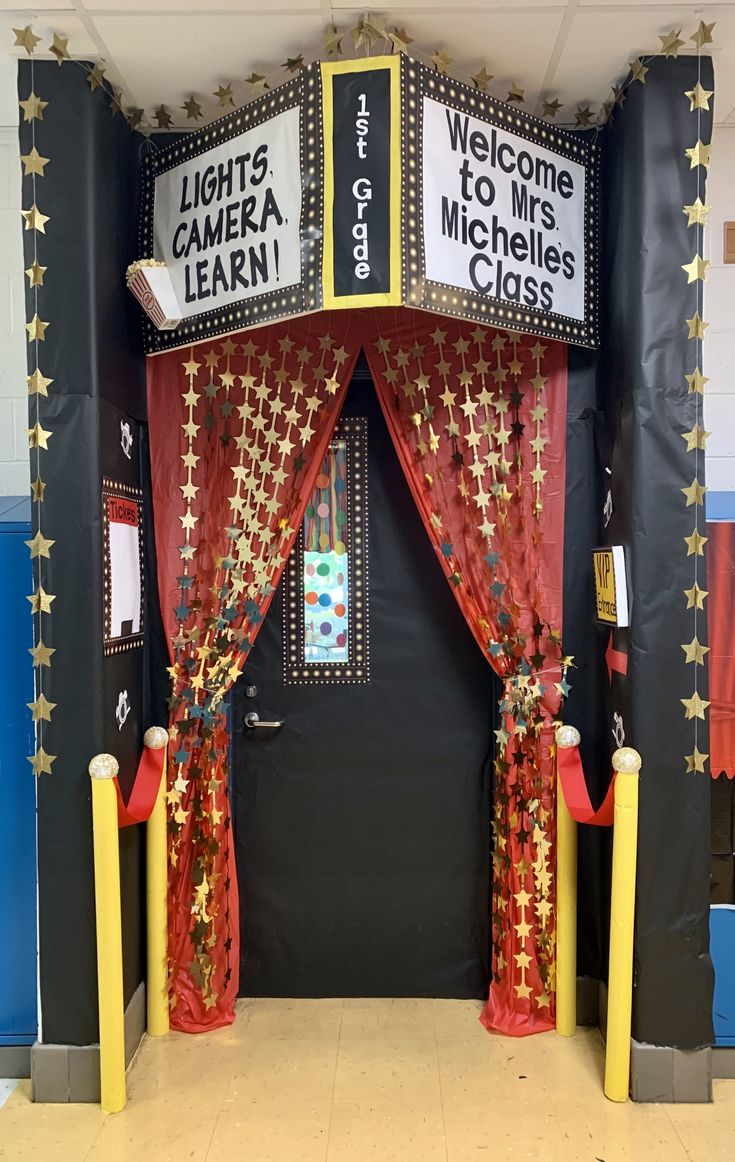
[704,126,735,520]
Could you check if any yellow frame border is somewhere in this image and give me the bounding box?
[321,56,402,310]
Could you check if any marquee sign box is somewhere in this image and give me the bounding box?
[138,56,598,352]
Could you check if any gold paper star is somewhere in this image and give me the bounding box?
[685,748,708,774]
[245,74,269,93]
[154,105,173,129]
[31,477,46,503]
[282,56,304,74]
[20,147,49,176]
[22,204,49,234]
[28,748,56,775]
[686,313,708,339]
[28,422,51,449]
[19,92,48,123]
[471,66,493,91]
[28,368,52,396]
[323,24,342,56]
[685,367,708,395]
[183,356,201,377]
[389,26,413,54]
[691,21,715,50]
[25,530,55,558]
[515,980,533,1000]
[28,693,57,721]
[507,83,525,104]
[685,82,713,112]
[629,58,648,84]
[30,639,55,666]
[25,315,48,343]
[25,262,47,289]
[432,50,452,75]
[214,84,235,108]
[27,585,56,614]
[681,691,709,720]
[612,84,626,108]
[685,140,711,170]
[681,479,706,506]
[659,30,685,57]
[49,34,70,65]
[681,255,709,283]
[13,26,41,55]
[542,98,563,119]
[684,582,708,610]
[87,64,106,92]
[684,529,707,556]
[182,95,203,121]
[575,105,594,127]
[126,108,145,130]
[681,637,709,665]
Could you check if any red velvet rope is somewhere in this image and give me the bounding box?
[114,743,167,829]
[557,744,615,827]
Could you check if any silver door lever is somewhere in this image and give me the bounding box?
[244,711,285,729]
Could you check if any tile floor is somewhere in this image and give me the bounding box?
[1,999,734,1161]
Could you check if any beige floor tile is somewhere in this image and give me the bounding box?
[244,997,344,1042]
[340,997,438,1042]
[555,1097,693,1162]
[0,1101,105,1162]
[443,1098,564,1162]
[665,1081,735,1162]
[327,1099,447,1162]
[208,1108,330,1162]
[83,1107,219,1162]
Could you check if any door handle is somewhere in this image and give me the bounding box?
[244,711,285,730]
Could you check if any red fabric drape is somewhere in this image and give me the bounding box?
[707,522,735,778]
[147,307,568,1035]
[363,310,567,1034]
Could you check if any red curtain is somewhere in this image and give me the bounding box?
[147,307,568,1034]
[707,522,735,778]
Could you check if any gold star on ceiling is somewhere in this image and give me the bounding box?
[686,313,708,340]
[25,261,47,289]
[49,33,70,65]
[29,639,55,666]
[685,141,711,170]
[22,204,49,234]
[28,693,57,722]
[323,24,342,55]
[685,82,713,112]
[629,57,648,84]
[389,26,413,54]
[681,636,709,665]
[659,29,685,58]
[19,92,48,123]
[127,108,144,130]
[685,367,708,395]
[28,422,51,449]
[684,582,708,610]
[612,84,625,108]
[681,423,709,452]
[245,74,269,93]
[87,64,106,92]
[684,529,707,557]
[681,255,709,283]
[13,26,41,55]
[154,105,173,128]
[507,83,525,104]
[25,530,55,559]
[681,691,710,720]
[20,147,49,177]
[282,55,304,74]
[27,585,56,614]
[681,479,706,507]
[28,748,56,776]
[685,748,708,774]
[541,98,563,119]
[25,315,49,343]
[432,50,452,75]
[575,105,594,127]
[182,95,203,121]
[471,66,493,91]
[214,84,235,108]
[691,21,715,50]
[683,199,709,228]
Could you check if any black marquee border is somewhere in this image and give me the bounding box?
[140,63,324,355]
[401,57,600,348]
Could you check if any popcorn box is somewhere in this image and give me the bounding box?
[126,260,181,331]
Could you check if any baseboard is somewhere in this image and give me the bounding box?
[31,981,146,1103]
[630,1040,712,1103]
[713,1047,735,1079]
[0,1045,32,1078]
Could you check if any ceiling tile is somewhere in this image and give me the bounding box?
[88,0,318,9]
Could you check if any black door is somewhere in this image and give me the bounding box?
[233,364,496,998]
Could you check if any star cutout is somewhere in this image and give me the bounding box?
[389,26,413,54]
[25,261,47,289]
[681,255,709,283]
[432,50,452,75]
[28,693,56,721]
[28,422,51,449]
[245,73,269,93]
[685,82,713,112]
[684,529,707,557]
[19,92,48,123]
[681,637,709,665]
[659,29,684,58]
[681,423,709,453]
[25,530,55,559]
[471,66,494,91]
[541,98,563,119]
[685,748,708,774]
[685,313,708,340]
[681,691,709,720]
[31,477,46,502]
[127,108,145,131]
[27,585,56,614]
[575,105,594,128]
[49,34,70,65]
[629,58,648,84]
[154,105,173,129]
[681,479,706,506]
[282,56,304,74]
[323,24,342,56]
[683,198,709,228]
[507,83,525,104]
[22,204,49,234]
[685,367,708,395]
[214,84,235,108]
[28,748,56,775]
[30,639,55,666]
[20,147,49,177]
[691,21,715,50]
[25,315,48,343]
[87,64,106,93]
[13,26,41,55]
[685,140,711,170]
[27,368,52,395]
[182,95,203,121]
[684,582,708,610]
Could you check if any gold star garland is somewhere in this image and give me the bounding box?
[17,39,57,776]
[680,26,714,774]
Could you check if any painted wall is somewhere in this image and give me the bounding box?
[0,57,29,496]
[704,125,735,521]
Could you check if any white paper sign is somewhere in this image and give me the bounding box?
[422,96,587,322]
[153,106,303,318]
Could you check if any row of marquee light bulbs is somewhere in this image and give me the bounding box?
[12,17,716,135]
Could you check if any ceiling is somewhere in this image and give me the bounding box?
[1,1,734,128]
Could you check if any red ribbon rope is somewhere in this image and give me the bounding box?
[114,743,167,829]
[557,744,616,827]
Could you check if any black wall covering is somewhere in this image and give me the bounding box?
[18,61,160,1045]
[597,56,714,1048]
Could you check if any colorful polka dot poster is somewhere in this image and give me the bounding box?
[302,439,350,663]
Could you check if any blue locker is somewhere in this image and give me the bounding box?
[0,497,38,1046]
[712,905,735,1047]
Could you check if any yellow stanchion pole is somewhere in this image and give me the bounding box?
[144,727,170,1037]
[604,747,641,1103]
[555,724,580,1037]
[89,753,126,1114]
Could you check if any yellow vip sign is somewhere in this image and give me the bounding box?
[593,546,629,627]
